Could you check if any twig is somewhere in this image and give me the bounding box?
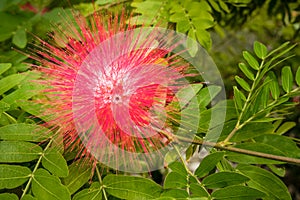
[175,135,300,165]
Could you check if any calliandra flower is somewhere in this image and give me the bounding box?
[30,10,194,172]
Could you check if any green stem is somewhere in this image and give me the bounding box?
[175,135,300,165]
[96,165,108,200]
[174,145,203,194]
[21,138,54,198]
[224,60,265,143]
[3,111,17,123]
[224,87,300,144]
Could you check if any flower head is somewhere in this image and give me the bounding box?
[32,10,193,172]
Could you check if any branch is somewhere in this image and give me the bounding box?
[175,135,300,165]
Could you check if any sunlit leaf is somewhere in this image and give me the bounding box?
[243,51,259,70]
[296,66,300,86]
[0,63,12,75]
[1,80,43,106]
[254,41,267,59]
[235,76,250,91]
[275,121,296,135]
[281,66,293,92]
[267,164,285,177]
[0,101,9,113]
[266,41,290,58]
[233,86,245,110]
[0,74,26,95]
[267,71,280,99]
[12,28,27,48]
[187,29,198,57]
[238,62,254,80]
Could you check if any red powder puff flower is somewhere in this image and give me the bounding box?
[31,10,193,172]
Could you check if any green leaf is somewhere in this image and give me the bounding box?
[226,143,285,164]
[168,161,187,176]
[42,148,69,177]
[103,174,162,200]
[0,164,31,189]
[12,28,27,48]
[187,29,198,57]
[237,164,292,200]
[189,183,209,197]
[73,182,102,200]
[207,0,221,12]
[130,0,168,26]
[0,193,18,200]
[265,41,291,59]
[175,84,203,108]
[62,160,92,194]
[254,134,300,158]
[0,73,26,95]
[1,78,43,106]
[32,168,71,200]
[0,123,52,142]
[296,66,300,86]
[219,0,230,12]
[0,101,9,113]
[202,172,249,189]
[96,0,117,5]
[0,141,43,163]
[195,151,225,178]
[238,63,254,81]
[198,85,221,107]
[160,189,188,198]
[211,185,266,200]
[230,122,274,142]
[252,83,269,110]
[0,63,12,75]
[195,29,212,50]
[243,51,259,70]
[275,121,296,135]
[254,41,267,59]
[281,66,293,92]
[235,76,250,91]
[267,164,285,177]
[233,86,245,110]
[21,194,37,200]
[17,101,47,121]
[154,198,175,200]
[267,71,280,99]
[164,172,187,189]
